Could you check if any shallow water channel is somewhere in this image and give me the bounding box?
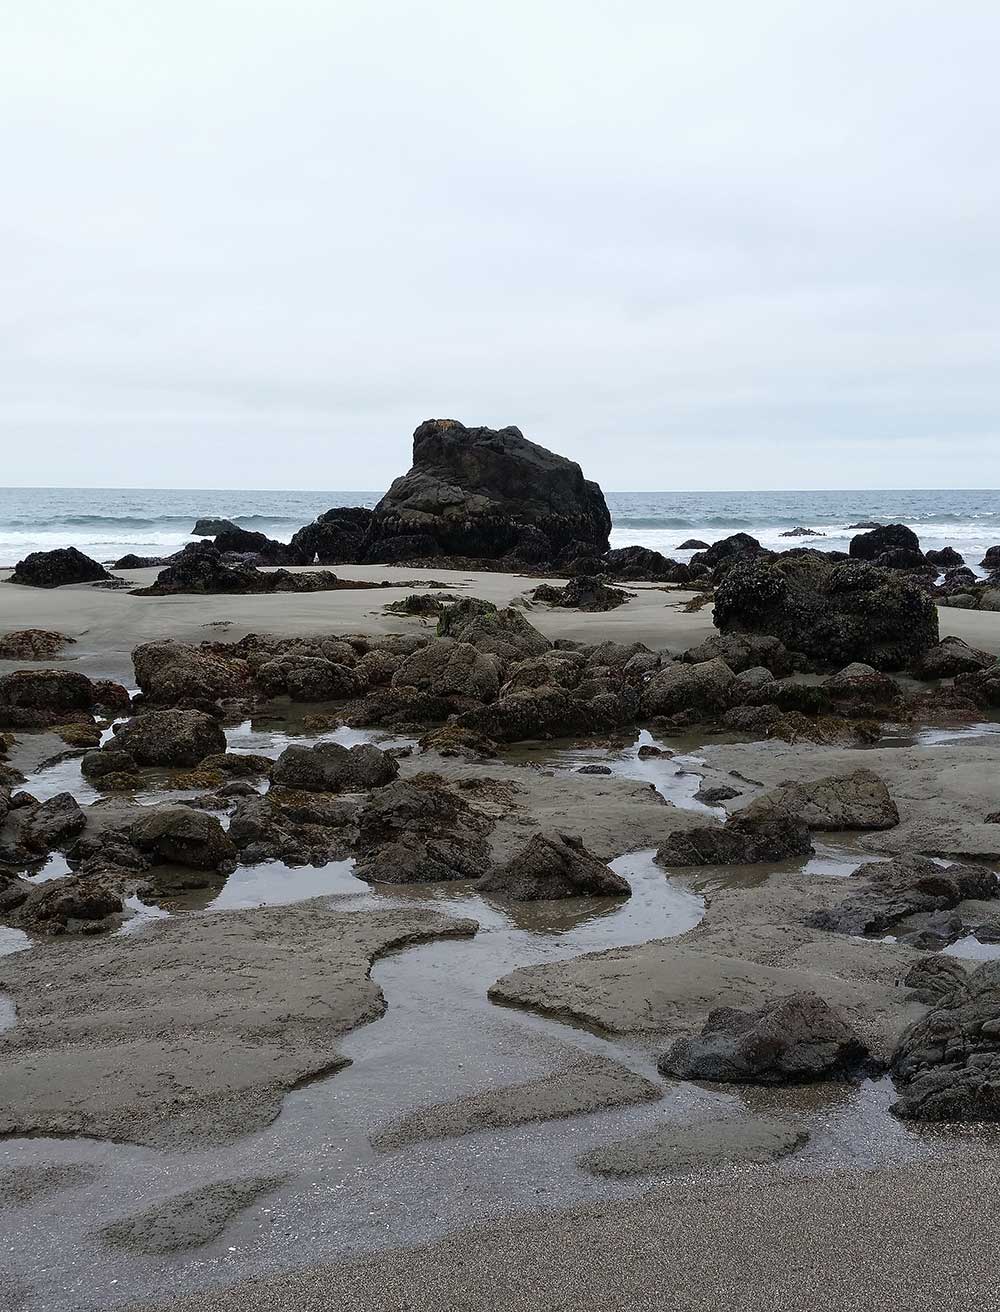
[0,716,995,1310]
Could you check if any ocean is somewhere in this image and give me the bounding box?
[0,486,998,570]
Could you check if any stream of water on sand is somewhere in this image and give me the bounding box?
[3,717,999,1309]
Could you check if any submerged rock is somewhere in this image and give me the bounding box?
[659,992,869,1085]
[477,832,630,900]
[8,547,110,588]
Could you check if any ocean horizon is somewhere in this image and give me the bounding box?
[0,485,998,569]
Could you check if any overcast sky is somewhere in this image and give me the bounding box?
[4,1,1000,491]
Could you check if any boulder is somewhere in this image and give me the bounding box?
[714,555,938,671]
[809,855,998,938]
[822,663,901,711]
[891,961,1000,1121]
[134,543,357,596]
[81,748,139,780]
[639,659,734,718]
[531,576,631,612]
[689,533,769,574]
[132,639,251,706]
[0,630,75,660]
[677,538,710,550]
[849,523,921,561]
[602,546,684,582]
[10,874,124,934]
[288,507,373,564]
[112,709,226,767]
[354,773,493,882]
[211,526,289,560]
[736,768,899,831]
[192,517,239,537]
[129,807,237,870]
[659,992,869,1085]
[271,741,398,793]
[981,546,1000,571]
[0,792,88,864]
[255,654,360,701]
[0,669,97,728]
[366,418,611,563]
[7,547,110,588]
[228,789,357,866]
[655,812,813,867]
[437,599,550,662]
[780,526,824,538]
[926,547,964,568]
[391,639,503,702]
[903,956,970,1006]
[681,633,800,677]
[458,684,632,742]
[477,832,630,900]
[911,637,996,680]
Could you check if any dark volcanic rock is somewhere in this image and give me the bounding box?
[891,960,1000,1121]
[212,526,290,562]
[682,633,801,676]
[366,418,611,563]
[112,709,226,768]
[477,832,630,900]
[271,741,399,793]
[690,533,769,574]
[229,789,357,866]
[531,576,631,612]
[603,546,683,582]
[677,538,710,550]
[10,874,124,934]
[849,523,921,561]
[8,548,110,588]
[132,639,251,706]
[981,546,1000,571]
[193,518,239,537]
[133,543,364,596]
[926,547,965,568]
[0,630,75,660]
[289,507,374,564]
[354,773,493,883]
[437,599,551,662]
[639,659,734,718]
[0,669,97,728]
[659,992,869,1085]
[911,637,996,680]
[780,527,825,538]
[655,812,813,866]
[129,807,237,871]
[714,554,938,671]
[736,768,898,831]
[809,855,998,939]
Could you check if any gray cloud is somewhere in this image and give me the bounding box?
[3,0,999,489]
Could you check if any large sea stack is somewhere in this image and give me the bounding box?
[363,418,611,565]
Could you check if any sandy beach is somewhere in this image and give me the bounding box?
[1,562,1000,1311]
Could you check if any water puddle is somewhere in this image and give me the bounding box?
[944,935,1000,962]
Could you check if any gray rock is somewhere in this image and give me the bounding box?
[660,991,869,1085]
[736,768,898,831]
[271,741,398,793]
[656,812,812,867]
[640,658,735,718]
[354,774,493,883]
[130,807,237,871]
[477,832,630,900]
[113,709,226,768]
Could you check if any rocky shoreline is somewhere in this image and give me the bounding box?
[1,426,1000,1310]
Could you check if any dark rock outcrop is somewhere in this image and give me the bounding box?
[660,992,869,1085]
[531,577,631,612]
[271,741,398,793]
[477,832,630,900]
[0,669,98,728]
[690,533,770,575]
[912,637,996,680]
[112,709,227,768]
[891,961,1000,1121]
[809,855,998,939]
[926,547,964,568]
[640,658,734,718]
[8,548,110,588]
[133,543,369,596]
[129,807,237,871]
[132,639,251,706]
[655,812,813,867]
[365,419,611,563]
[288,507,374,564]
[849,523,921,561]
[229,789,357,866]
[193,518,239,537]
[353,773,493,882]
[735,768,899,831]
[714,554,938,670]
[0,630,75,660]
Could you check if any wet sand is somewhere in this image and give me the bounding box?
[2,566,1000,1309]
